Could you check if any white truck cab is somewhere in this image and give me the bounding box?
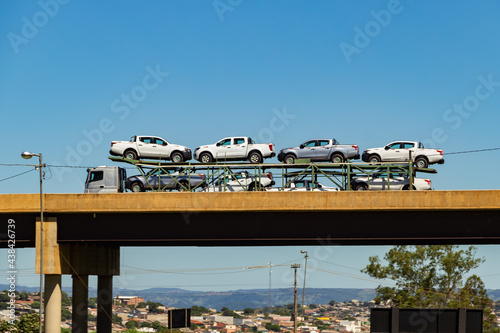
[84,166,127,193]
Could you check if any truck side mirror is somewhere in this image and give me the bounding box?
[384,146,389,150]
[300,144,305,149]
[216,142,221,147]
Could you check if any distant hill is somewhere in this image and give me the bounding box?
[114,287,377,310]
[2,285,499,310]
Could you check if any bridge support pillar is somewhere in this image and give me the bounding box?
[72,274,89,333]
[97,275,113,333]
[45,274,62,333]
[36,217,120,333]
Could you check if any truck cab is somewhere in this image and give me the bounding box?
[84,166,127,193]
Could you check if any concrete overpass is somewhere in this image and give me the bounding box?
[2,190,500,247]
[1,190,499,333]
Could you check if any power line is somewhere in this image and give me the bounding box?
[0,169,36,182]
[445,147,500,155]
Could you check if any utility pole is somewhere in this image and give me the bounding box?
[300,250,308,320]
[291,264,300,333]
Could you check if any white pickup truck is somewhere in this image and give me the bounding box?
[362,141,444,168]
[204,171,275,192]
[109,135,192,162]
[194,137,276,163]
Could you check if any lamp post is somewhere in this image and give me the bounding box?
[291,264,300,333]
[300,250,308,320]
[21,151,44,333]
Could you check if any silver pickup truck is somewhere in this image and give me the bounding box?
[277,139,360,164]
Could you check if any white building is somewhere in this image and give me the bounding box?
[234,318,254,325]
[206,315,234,324]
[334,320,361,333]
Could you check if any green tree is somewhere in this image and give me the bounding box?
[244,307,255,315]
[191,305,209,316]
[31,301,40,309]
[88,297,97,308]
[126,320,139,329]
[0,293,10,302]
[328,300,335,306]
[61,307,72,321]
[309,304,317,309]
[6,313,41,333]
[220,307,242,318]
[152,321,166,331]
[18,291,29,301]
[362,245,498,332]
[61,291,71,306]
[112,314,123,325]
[265,323,281,332]
[146,301,164,313]
[137,302,147,308]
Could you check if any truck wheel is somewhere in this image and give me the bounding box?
[283,154,295,164]
[415,157,428,168]
[248,182,262,191]
[171,152,183,163]
[354,183,368,191]
[403,184,416,190]
[331,153,344,163]
[200,152,213,163]
[124,150,137,160]
[130,182,144,192]
[248,152,263,164]
[369,155,381,164]
[177,180,190,192]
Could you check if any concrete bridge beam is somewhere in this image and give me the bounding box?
[97,275,113,333]
[72,274,89,333]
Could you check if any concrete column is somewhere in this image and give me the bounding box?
[97,275,113,333]
[45,274,62,333]
[72,274,89,333]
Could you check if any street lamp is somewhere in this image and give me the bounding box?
[21,151,44,333]
[300,250,309,320]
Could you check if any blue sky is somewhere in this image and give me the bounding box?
[1,1,500,295]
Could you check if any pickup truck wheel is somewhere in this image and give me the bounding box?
[248,152,263,164]
[248,182,262,191]
[354,183,368,191]
[403,184,416,190]
[124,150,137,160]
[283,154,295,164]
[200,153,213,163]
[177,180,190,192]
[171,152,183,163]
[130,181,144,192]
[415,157,428,168]
[368,155,381,164]
[331,153,344,163]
